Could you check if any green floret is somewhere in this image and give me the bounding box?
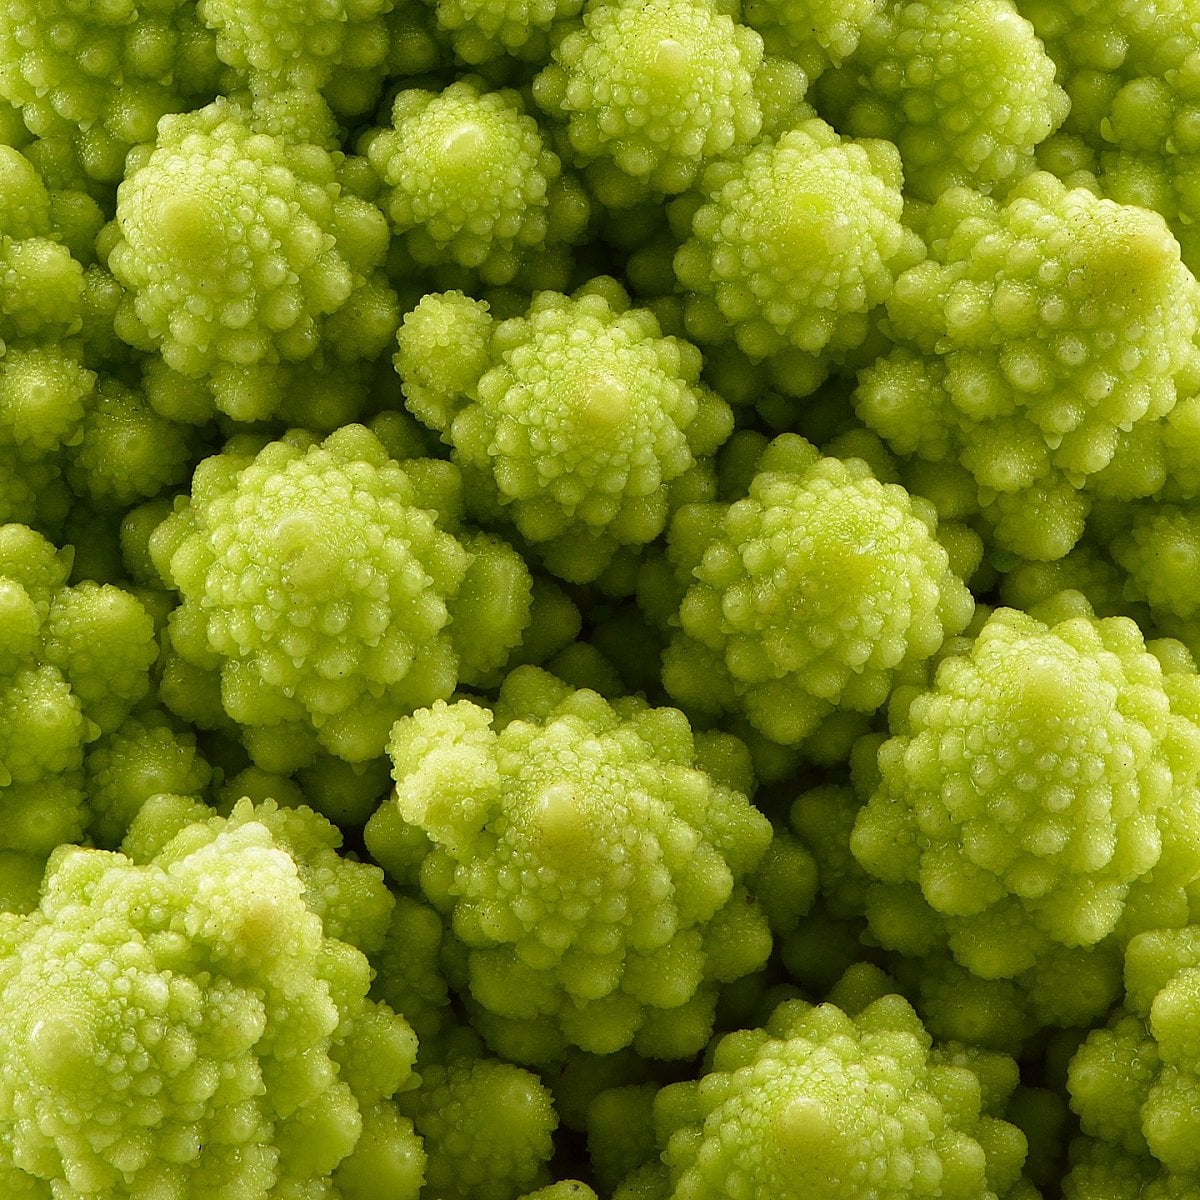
[644,992,1032,1199]
[659,435,974,748]
[673,116,924,376]
[532,0,765,200]
[0,0,225,183]
[0,796,422,1199]
[741,0,883,79]
[851,605,1200,1029]
[1022,0,1200,274]
[395,1050,558,1200]
[1067,926,1200,1188]
[364,78,589,286]
[815,0,1068,200]
[107,99,398,410]
[64,378,199,512]
[420,0,582,64]
[197,0,392,109]
[0,525,157,869]
[380,667,774,1062]
[84,711,213,849]
[150,424,534,767]
[1062,1140,1182,1200]
[1110,503,1200,624]
[856,172,1200,560]
[394,286,733,583]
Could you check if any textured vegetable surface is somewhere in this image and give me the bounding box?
[5,0,1200,1196]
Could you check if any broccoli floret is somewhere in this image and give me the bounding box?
[197,0,393,113]
[852,605,1200,1029]
[856,172,1200,560]
[150,424,533,767]
[0,525,157,868]
[533,0,766,201]
[107,99,398,420]
[394,286,733,583]
[0,797,422,1198]
[741,0,882,80]
[0,1,224,183]
[815,0,1068,200]
[645,991,1033,1199]
[84,710,213,849]
[1066,925,1200,1189]
[396,1049,558,1200]
[380,667,774,1062]
[365,78,589,285]
[659,435,974,747]
[673,116,924,378]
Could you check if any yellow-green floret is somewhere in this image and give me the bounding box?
[393,287,733,583]
[107,99,397,413]
[1110,503,1200,627]
[644,991,1033,1199]
[1066,925,1200,1190]
[740,0,883,80]
[149,424,533,766]
[851,606,1200,1022]
[380,666,774,1062]
[0,797,424,1199]
[420,0,584,64]
[0,524,157,867]
[0,0,225,183]
[673,116,923,371]
[532,0,765,200]
[365,78,588,285]
[197,0,392,104]
[659,435,974,748]
[816,0,1068,200]
[396,1049,558,1200]
[856,172,1200,560]
[1022,0,1200,273]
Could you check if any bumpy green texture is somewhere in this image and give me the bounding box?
[1023,0,1200,273]
[1110,503,1200,635]
[659,435,973,747]
[856,172,1200,560]
[1066,926,1200,1190]
[816,0,1068,200]
[741,0,882,79]
[0,797,423,1199]
[394,287,732,583]
[108,100,397,419]
[852,606,1200,1029]
[197,0,392,104]
[673,116,923,373]
[366,79,588,285]
[0,524,157,868]
[84,712,213,849]
[382,667,774,1062]
[0,0,224,183]
[149,424,533,766]
[644,991,1033,1200]
[397,1051,558,1200]
[533,0,764,200]
[422,0,583,64]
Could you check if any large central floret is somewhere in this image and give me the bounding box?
[377,667,773,1062]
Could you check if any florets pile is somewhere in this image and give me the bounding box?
[10,0,1200,1195]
